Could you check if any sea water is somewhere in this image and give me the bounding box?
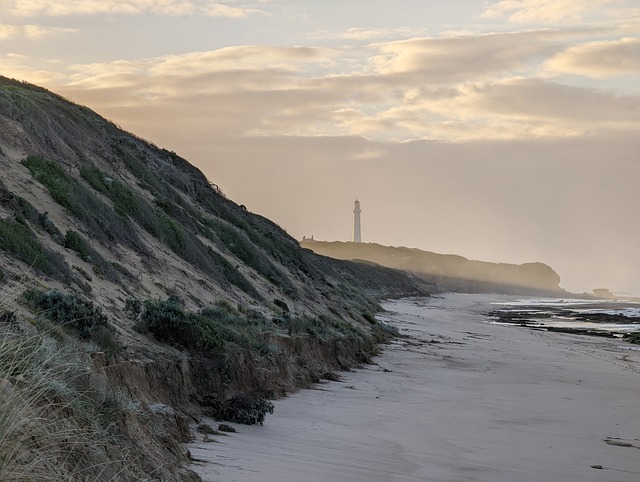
[490,297,640,335]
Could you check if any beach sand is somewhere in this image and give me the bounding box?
[187,293,640,481]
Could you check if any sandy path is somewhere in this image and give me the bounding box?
[188,294,640,482]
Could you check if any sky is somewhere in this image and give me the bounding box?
[1,0,639,294]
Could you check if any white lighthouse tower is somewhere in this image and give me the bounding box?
[352,199,362,243]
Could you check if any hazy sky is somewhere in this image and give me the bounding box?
[1,0,639,294]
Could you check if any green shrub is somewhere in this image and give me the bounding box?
[0,218,71,280]
[330,318,365,340]
[38,212,65,243]
[136,297,270,355]
[124,297,142,319]
[137,297,224,352]
[272,299,289,313]
[19,203,64,243]
[64,229,122,283]
[0,179,64,245]
[23,289,118,354]
[64,230,91,261]
[22,156,141,248]
[208,218,294,291]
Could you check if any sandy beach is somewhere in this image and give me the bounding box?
[188,294,640,482]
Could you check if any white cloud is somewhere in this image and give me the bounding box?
[5,0,264,17]
[481,0,635,25]
[204,2,264,17]
[0,53,68,85]
[0,23,76,40]
[403,77,640,137]
[9,27,639,147]
[310,27,429,43]
[369,31,570,81]
[545,37,640,78]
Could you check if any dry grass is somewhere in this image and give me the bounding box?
[0,293,82,480]
[0,282,178,481]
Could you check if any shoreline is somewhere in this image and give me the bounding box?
[187,293,640,481]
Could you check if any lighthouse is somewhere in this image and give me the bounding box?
[352,199,362,243]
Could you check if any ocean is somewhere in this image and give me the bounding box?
[490,297,640,337]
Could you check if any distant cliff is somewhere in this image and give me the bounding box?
[300,241,565,296]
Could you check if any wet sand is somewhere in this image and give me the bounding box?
[188,293,640,481]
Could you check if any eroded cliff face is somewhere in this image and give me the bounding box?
[0,76,428,481]
[301,241,566,296]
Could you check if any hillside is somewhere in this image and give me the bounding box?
[300,240,566,296]
[0,76,428,481]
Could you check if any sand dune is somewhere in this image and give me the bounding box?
[188,294,640,481]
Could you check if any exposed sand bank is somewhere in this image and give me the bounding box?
[188,294,640,482]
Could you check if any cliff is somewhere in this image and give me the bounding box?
[300,241,566,296]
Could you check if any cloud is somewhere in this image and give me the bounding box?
[0,53,68,85]
[545,37,640,78]
[9,27,637,148]
[481,0,635,25]
[468,78,638,124]
[310,27,430,43]
[369,31,570,81]
[62,46,328,98]
[5,0,265,17]
[0,23,76,40]
[204,2,264,17]
[403,78,640,139]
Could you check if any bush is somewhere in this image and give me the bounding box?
[273,298,290,313]
[216,394,274,425]
[124,297,142,319]
[64,230,91,262]
[137,297,224,353]
[23,289,118,354]
[136,297,271,355]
